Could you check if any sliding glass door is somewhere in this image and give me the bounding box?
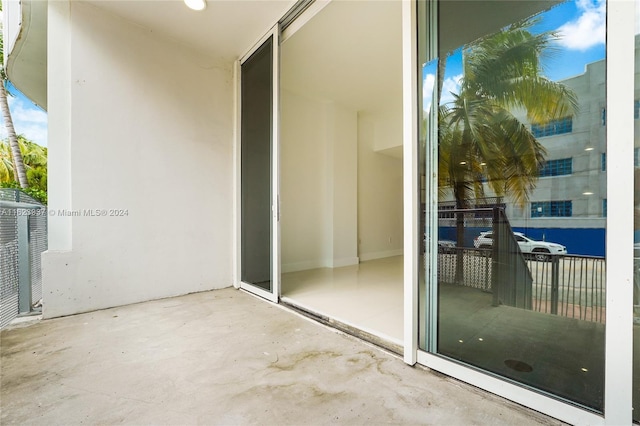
[240,28,280,302]
[419,0,608,413]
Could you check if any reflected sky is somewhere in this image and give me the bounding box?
[423,0,607,110]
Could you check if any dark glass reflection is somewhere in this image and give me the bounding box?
[241,37,273,291]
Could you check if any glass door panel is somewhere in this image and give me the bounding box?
[633,2,640,421]
[240,32,279,302]
[421,0,607,411]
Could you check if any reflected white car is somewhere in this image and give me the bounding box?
[473,231,567,260]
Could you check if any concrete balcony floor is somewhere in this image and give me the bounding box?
[1,288,564,425]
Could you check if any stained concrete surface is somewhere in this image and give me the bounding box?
[1,288,563,425]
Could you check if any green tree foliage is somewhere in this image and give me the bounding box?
[439,19,578,208]
[437,19,577,283]
[0,2,29,188]
[0,135,47,203]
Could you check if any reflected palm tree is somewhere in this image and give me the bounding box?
[438,19,578,281]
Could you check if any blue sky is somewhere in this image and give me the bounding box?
[424,0,607,110]
[1,82,48,147]
[0,6,48,148]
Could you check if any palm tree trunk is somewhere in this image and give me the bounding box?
[0,81,27,188]
[436,55,447,108]
[454,183,467,284]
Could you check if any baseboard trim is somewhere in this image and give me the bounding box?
[282,256,361,273]
[282,260,325,273]
[359,249,403,262]
[330,257,359,268]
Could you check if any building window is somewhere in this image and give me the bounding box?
[635,147,640,168]
[635,100,640,119]
[539,158,572,177]
[530,200,573,218]
[438,203,455,219]
[601,152,606,171]
[602,107,606,126]
[602,199,607,217]
[531,116,573,137]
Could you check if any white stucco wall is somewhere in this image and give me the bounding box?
[280,90,358,272]
[43,1,234,318]
[357,112,404,261]
[281,90,328,271]
[281,90,402,270]
[325,101,359,268]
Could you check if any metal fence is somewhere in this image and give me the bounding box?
[437,207,533,309]
[438,250,606,323]
[527,254,606,323]
[0,189,48,329]
[438,248,493,291]
[436,205,606,323]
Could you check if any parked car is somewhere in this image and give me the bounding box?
[438,240,456,253]
[473,231,567,260]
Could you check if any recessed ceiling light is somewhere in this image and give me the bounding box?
[459,161,467,165]
[585,147,594,151]
[583,191,594,195]
[184,0,206,11]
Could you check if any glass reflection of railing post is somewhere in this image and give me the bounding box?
[634,255,640,323]
[551,255,560,315]
[489,206,533,309]
[491,207,500,307]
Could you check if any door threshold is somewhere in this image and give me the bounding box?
[280,296,403,356]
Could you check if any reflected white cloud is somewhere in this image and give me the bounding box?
[1,96,47,147]
[422,72,462,113]
[556,0,606,51]
[423,73,436,112]
[441,74,462,105]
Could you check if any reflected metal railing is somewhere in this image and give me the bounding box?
[437,205,606,323]
[491,207,533,310]
[527,254,606,323]
[437,206,533,309]
[437,249,606,323]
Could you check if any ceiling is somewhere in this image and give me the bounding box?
[281,0,403,116]
[85,0,561,63]
[9,0,562,114]
[6,0,48,109]
[439,0,561,53]
[86,0,297,61]
[279,0,560,118]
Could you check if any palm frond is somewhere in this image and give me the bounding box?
[438,15,575,208]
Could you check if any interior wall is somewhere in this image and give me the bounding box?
[281,90,358,272]
[281,90,328,271]
[326,101,359,268]
[43,1,234,318]
[357,112,404,261]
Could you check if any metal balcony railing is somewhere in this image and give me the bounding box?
[0,189,47,329]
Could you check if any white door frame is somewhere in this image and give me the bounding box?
[401,0,419,366]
